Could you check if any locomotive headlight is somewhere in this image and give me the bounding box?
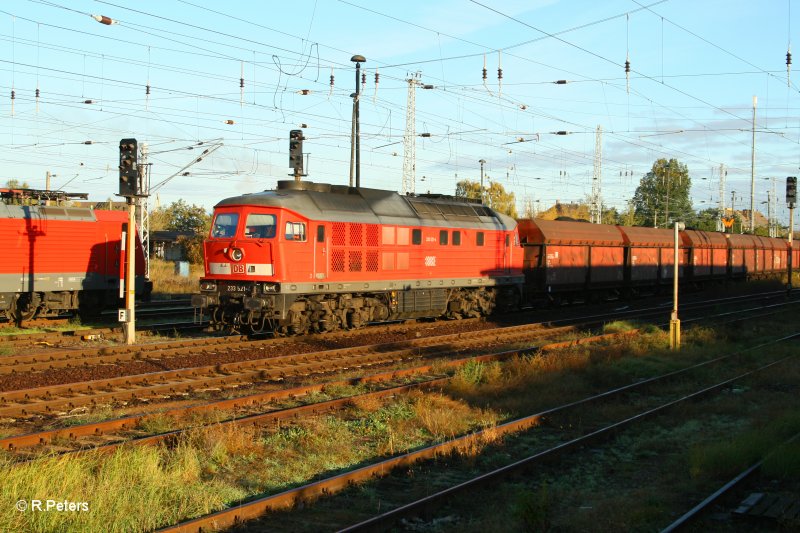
[200,281,217,291]
[262,283,279,293]
[229,248,244,262]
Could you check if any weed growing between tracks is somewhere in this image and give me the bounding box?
[0,391,499,531]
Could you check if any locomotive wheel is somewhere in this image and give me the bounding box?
[7,294,38,323]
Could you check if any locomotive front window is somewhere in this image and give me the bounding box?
[244,213,276,238]
[211,213,239,238]
[285,221,307,241]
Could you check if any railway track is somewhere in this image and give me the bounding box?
[0,293,793,422]
[154,332,799,532]
[0,295,794,457]
[0,326,640,456]
[0,322,579,418]
[0,298,197,345]
[660,431,800,532]
[1,289,788,374]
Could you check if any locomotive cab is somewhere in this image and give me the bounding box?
[194,204,318,332]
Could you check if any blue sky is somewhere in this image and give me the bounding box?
[1,0,798,225]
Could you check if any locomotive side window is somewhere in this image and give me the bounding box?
[439,230,448,245]
[244,213,276,238]
[476,232,485,246]
[452,231,461,246]
[211,213,239,238]
[285,222,307,241]
[412,229,422,245]
[317,225,325,243]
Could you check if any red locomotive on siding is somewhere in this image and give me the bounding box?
[0,190,149,321]
[191,180,524,334]
[193,180,794,334]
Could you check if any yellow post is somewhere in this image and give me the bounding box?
[670,221,685,350]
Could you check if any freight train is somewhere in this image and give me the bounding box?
[191,180,795,335]
[0,189,150,321]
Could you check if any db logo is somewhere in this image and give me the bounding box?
[232,264,245,274]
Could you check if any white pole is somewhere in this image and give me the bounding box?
[124,199,136,345]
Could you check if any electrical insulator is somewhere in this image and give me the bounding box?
[224,119,235,125]
[91,14,118,25]
[83,141,93,145]
[10,90,14,100]
[787,47,792,87]
[84,100,93,104]
[625,55,631,94]
[297,89,311,95]
[497,67,503,80]
[146,85,150,95]
[361,72,366,92]
[519,104,527,110]
[240,77,244,89]
[118,138,139,196]
[482,67,487,80]
[35,88,39,98]
[555,80,567,84]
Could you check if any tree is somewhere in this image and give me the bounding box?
[454,179,518,218]
[4,179,30,189]
[692,208,719,232]
[632,158,694,228]
[150,200,210,234]
[149,200,210,265]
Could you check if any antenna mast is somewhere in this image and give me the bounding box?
[403,73,421,195]
[716,163,726,232]
[590,125,603,224]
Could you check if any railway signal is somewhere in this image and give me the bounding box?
[788,177,796,291]
[118,138,139,196]
[289,129,304,179]
[118,137,140,345]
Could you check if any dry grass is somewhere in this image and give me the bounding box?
[0,389,501,531]
[149,258,202,295]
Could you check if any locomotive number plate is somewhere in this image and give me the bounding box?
[225,284,250,293]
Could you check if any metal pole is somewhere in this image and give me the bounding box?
[750,95,757,233]
[124,198,136,345]
[670,221,684,350]
[479,159,486,202]
[355,60,362,188]
[790,206,794,291]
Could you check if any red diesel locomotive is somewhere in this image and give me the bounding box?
[193,180,794,334]
[191,180,524,334]
[0,196,149,321]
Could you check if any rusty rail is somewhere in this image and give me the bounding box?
[159,339,798,533]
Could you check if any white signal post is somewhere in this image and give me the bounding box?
[670,221,686,350]
[124,198,136,345]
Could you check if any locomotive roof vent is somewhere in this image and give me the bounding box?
[276,180,335,193]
